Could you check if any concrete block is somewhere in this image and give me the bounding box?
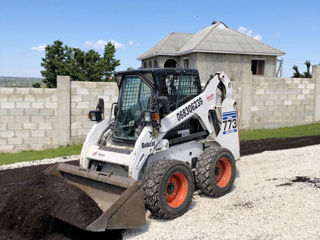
[297,95,305,100]
[39,109,55,116]
[23,123,38,129]
[31,102,44,108]
[25,109,39,116]
[255,89,265,95]
[51,95,57,102]
[0,95,8,101]
[302,89,310,94]
[38,137,51,144]
[298,84,305,89]
[31,116,45,123]
[0,109,8,115]
[8,95,24,101]
[0,145,14,152]
[76,88,89,95]
[76,102,89,109]
[43,88,56,94]
[24,95,36,101]
[23,137,38,144]
[293,78,301,84]
[36,95,51,102]
[104,89,117,96]
[0,123,6,130]
[288,95,297,100]
[15,88,30,94]
[251,106,259,112]
[0,116,14,123]
[265,100,273,106]
[30,144,45,150]
[16,102,31,108]
[15,130,30,137]
[14,116,30,123]
[31,130,45,137]
[0,138,7,145]
[306,84,315,89]
[0,88,15,94]
[30,88,44,94]
[8,123,22,130]
[285,79,293,84]
[1,102,15,108]
[71,95,82,102]
[38,123,53,130]
[284,100,292,105]
[1,130,14,138]
[8,137,23,145]
[45,102,57,108]
[71,122,82,129]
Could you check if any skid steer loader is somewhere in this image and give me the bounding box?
[46,68,240,231]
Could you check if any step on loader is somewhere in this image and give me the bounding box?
[46,68,240,231]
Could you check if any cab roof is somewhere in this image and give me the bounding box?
[114,68,199,87]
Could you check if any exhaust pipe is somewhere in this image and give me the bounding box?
[44,163,146,231]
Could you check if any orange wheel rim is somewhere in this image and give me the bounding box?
[215,157,231,188]
[165,172,188,208]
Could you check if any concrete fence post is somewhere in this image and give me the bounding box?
[56,76,71,145]
[239,71,253,129]
[312,65,320,122]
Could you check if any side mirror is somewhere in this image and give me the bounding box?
[157,96,170,116]
[88,110,103,122]
[97,98,104,114]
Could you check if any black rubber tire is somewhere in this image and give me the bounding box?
[195,146,236,197]
[143,160,194,219]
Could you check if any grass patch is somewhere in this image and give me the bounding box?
[240,123,320,141]
[0,144,82,166]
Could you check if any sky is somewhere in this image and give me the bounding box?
[0,0,319,78]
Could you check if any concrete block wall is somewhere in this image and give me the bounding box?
[70,81,118,138]
[235,65,320,129]
[0,87,57,152]
[0,77,118,153]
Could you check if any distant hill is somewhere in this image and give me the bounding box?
[0,76,43,87]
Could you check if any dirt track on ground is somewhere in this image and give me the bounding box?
[0,135,319,239]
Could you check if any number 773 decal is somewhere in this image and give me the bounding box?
[222,111,238,134]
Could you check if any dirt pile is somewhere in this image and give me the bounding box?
[0,173,103,239]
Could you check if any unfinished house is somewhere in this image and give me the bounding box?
[138,22,285,82]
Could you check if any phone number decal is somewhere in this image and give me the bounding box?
[177,97,203,121]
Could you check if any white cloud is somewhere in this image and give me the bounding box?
[128,41,134,45]
[237,26,262,41]
[85,39,125,49]
[31,44,46,52]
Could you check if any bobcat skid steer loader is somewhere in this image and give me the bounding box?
[46,68,240,231]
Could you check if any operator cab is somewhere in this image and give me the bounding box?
[113,68,203,143]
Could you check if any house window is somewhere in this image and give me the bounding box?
[183,59,189,68]
[143,62,147,69]
[251,60,265,75]
[153,60,158,68]
[148,61,152,68]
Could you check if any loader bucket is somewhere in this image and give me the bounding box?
[44,162,146,231]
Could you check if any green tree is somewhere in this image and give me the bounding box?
[41,40,120,87]
[32,82,41,88]
[41,40,71,88]
[292,60,312,78]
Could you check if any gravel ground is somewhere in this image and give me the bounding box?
[124,145,320,240]
[0,155,79,170]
